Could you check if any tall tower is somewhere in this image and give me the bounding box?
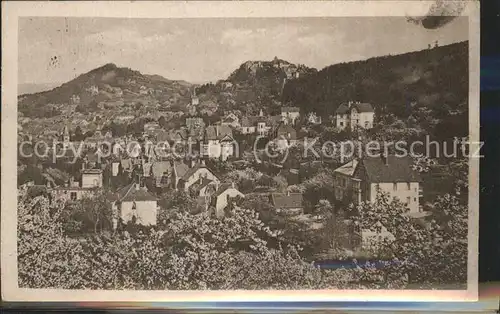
[191,87,199,107]
[63,125,70,144]
[189,87,199,116]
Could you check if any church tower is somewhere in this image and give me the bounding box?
[63,125,70,144]
[189,87,199,116]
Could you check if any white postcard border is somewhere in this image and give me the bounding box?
[1,0,480,302]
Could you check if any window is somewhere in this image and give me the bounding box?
[132,202,137,210]
[407,183,411,190]
[70,192,77,201]
[414,197,417,202]
[340,122,344,127]
[393,183,397,191]
[365,121,369,128]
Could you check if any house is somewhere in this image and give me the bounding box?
[178,160,220,192]
[202,125,235,161]
[239,109,283,136]
[51,169,102,202]
[187,89,200,116]
[307,112,322,125]
[335,101,375,131]
[148,160,184,189]
[51,182,94,201]
[273,123,298,150]
[83,129,105,149]
[191,177,219,197]
[212,183,244,217]
[186,117,205,130]
[240,116,257,134]
[221,113,240,128]
[270,192,304,216]
[81,168,103,189]
[139,86,149,95]
[61,125,71,148]
[333,154,422,214]
[111,182,159,226]
[281,107,300,125]
[70,94,80,105]
[87,85,99,96]
[144,122,161,134]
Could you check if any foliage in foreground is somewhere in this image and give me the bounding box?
[18,184,467,290]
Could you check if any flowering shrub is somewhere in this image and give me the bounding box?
[348,191,467,288]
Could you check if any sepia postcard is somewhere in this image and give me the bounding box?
[2,0,480,302]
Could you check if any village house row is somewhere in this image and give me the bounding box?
[20,92,426,247]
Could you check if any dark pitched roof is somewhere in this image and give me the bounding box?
[270,193,303,208]
[173,161,189,179]
[180,163,205,182]
[275,124,297,140]
[205,125,233,141]
[335,103,350,114]
[335,102,374,114]
[82,168,103,175]
[281,107,300,113]
[115,183,158,202]
[353,102,374,113]
[269,115,283,124]
[354,155,422,183]
[241,116,253,127]
[213,183,237,198]
[151,161,172,178]
[191,177,214,192]
[221,115,237,123]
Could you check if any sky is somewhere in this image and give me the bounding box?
[18,16,468,85]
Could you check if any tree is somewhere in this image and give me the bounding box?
[158,116,167,129]
[158,190,198,225]
[73,126,84,141]
[61,190,114,234]
[19,183,397,289]
[348,190,467,288]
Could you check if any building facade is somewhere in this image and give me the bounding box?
[281,107,300,125]
[333,155,422,214]
[335,101,375,131]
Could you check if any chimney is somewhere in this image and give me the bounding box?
[231,182,235,189]
[200,159,206,166]
[286,190,290,196]
[135,182,140,190]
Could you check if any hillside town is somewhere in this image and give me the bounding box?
[17,40,470,289]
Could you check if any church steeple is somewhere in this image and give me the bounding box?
[191,88,199,105]
[63,125,70,143]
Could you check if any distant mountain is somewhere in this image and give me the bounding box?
[228,57,317,84]
[281,41,469,117]
[18,63,194,117]
[18,82,63,95]
[196,57,317,114]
